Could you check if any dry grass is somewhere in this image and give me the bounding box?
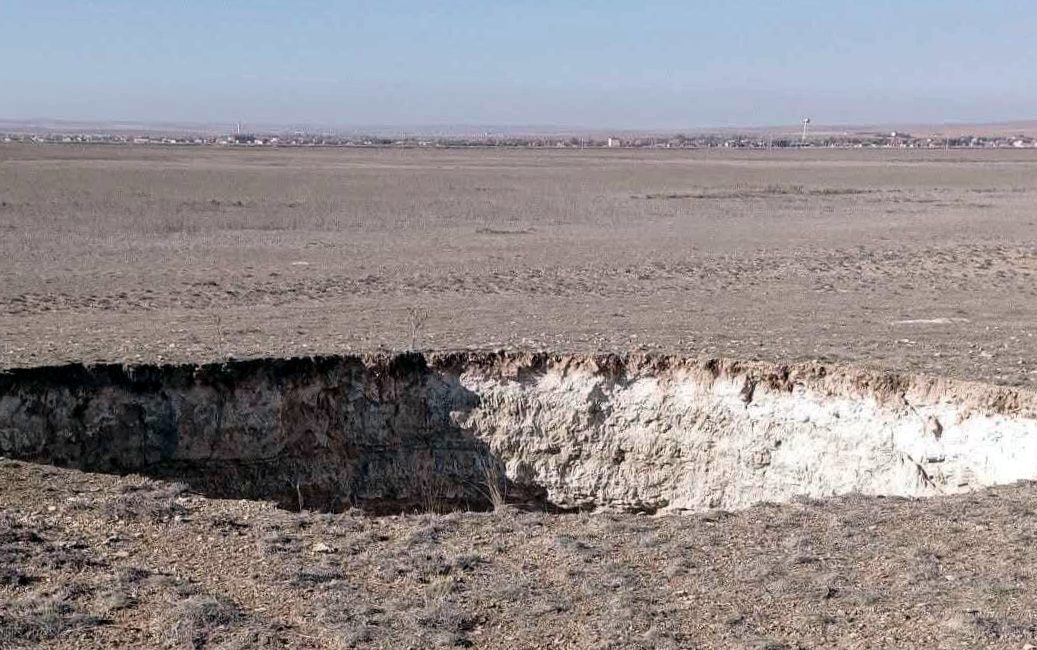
[2,460,1036,648]
[101,479,190,522]
[406,306,430,351]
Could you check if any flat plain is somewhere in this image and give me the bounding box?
[3,144,1037,384]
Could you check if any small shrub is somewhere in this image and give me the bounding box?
[0,567,36,587]
[478,460,507,512]
[406,306,430,350]
[105,480,189,522]
[0,598,102,644]
[452,553,484,572]
[159,594,241,649]
[291,566,344,587]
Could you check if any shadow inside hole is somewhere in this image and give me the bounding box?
[0,353,562,515]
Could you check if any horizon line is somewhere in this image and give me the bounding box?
[3,116,1037,137]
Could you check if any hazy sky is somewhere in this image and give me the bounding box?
[4,0,1036,129]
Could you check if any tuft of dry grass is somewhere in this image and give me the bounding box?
[478,459,507,512]
[101,479,189,522]
[156,594,241,649]
[405,305,430,351]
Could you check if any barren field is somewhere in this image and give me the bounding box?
[3,145,1037,384]
[3,459,1037,650]
[4,144,1037,649]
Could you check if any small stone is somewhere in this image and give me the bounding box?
[312,542,336,554]
[926,416,943,439]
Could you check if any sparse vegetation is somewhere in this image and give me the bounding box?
[406,305,430,351]
[2,460,1036,648]
[157,595,241,649]
[101,478,190,522]
[477,458,507,512]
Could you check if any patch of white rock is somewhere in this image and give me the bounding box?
[455,366,1037,512]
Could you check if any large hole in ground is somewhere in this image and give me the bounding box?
[1,352,1035,514]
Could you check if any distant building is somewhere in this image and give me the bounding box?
[607,137,621,148]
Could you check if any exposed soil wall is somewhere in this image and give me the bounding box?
[2,352,1035,512]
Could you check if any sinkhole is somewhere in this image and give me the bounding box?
[2,351,1036,514]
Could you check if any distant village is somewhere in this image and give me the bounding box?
[2,129,1036,149]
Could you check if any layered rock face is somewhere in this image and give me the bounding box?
[1,352,1035,513]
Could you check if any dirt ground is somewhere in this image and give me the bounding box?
[4,144,1037,649]
[2,459,1036,650]
[3,144,1037,385]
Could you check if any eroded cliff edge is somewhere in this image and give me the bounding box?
[2,352,1035,513]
